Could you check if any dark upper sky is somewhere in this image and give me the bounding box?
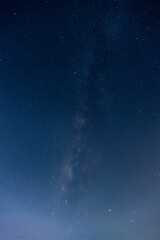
[0,0,160,239]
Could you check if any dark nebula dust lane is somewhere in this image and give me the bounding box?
[0,0,160,239]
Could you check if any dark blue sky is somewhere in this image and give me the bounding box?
[0,0,160,239]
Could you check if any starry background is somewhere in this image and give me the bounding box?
[0,0,160,239]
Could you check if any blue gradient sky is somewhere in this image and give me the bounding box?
[0,0,160,239]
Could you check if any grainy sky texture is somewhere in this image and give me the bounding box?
[0,0,160,239]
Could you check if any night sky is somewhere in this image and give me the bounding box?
[0,0,160,239]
